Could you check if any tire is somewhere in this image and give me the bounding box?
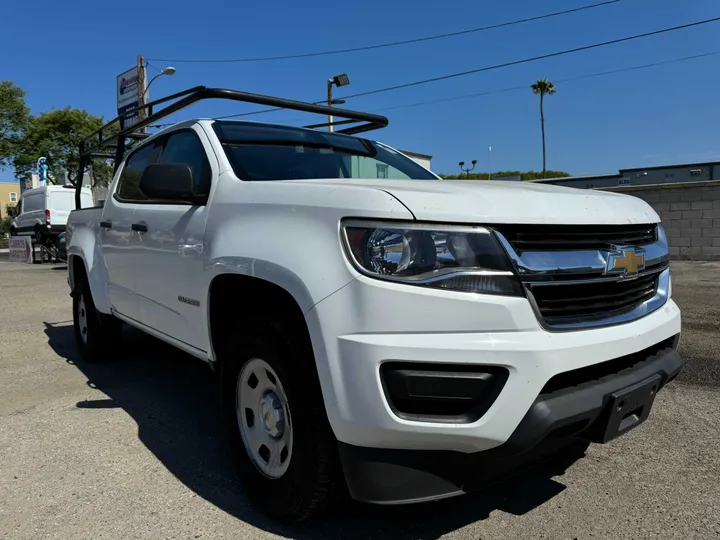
[34,227,44,245]
[73,279,122,363]
[220,315,345,523]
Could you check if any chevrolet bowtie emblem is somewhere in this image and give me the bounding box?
[607,249,646,277]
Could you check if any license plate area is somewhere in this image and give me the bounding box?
[600,374,662,443]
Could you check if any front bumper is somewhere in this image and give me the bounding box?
[307,276,682,454]
[339,342,683,504]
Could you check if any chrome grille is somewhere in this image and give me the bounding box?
[493,224,670,330]
[495,224,656,253]
[527,273,659,326]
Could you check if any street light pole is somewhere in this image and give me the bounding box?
[327,80,333,132]
[143,66,177,100]
[459,160,477,179]
[136,56,175,132]
[142,66,176,121]
[488,146,492,180]
[326,74,350,132]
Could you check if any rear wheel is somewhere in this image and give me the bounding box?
[73,279,122,363]
[220,316,344,523]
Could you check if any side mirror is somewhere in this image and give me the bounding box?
[139,163,195,201]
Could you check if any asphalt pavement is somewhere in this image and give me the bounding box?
[0,259,718,540]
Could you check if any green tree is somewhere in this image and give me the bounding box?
[88,160,114,188]
[12,108,110,185]
[88,122,121,188]
[531,79,556,178]
[0,81,31,169]
[0,215,11,233]
[1,215,12,247]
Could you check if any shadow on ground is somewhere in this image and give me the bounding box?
[44,320,585,540]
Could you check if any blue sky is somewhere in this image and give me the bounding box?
[1,0,719,183]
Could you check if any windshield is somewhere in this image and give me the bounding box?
[214,121,437,181]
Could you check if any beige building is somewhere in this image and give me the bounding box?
[400,149,432,171]
[0,182,21,219]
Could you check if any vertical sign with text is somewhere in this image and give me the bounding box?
[117,67,140,130]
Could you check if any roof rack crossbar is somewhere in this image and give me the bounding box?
[80,86,387,159]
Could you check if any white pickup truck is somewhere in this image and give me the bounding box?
[66,88,683,523]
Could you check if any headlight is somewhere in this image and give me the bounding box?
[342,221,523,296]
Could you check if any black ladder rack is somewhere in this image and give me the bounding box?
[75,86,389,209]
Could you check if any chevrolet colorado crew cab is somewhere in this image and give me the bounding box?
[66,107,682,523]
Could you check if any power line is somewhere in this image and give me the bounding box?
[373,51,720,112]
[215,17,720,120]
[145,60,163,72]
[340,17,720,100]
[156,50,720,128]
[216,103,318,120]
[247,50,720,127]
[146,0,623,63]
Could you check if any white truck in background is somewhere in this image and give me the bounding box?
[10,185,93,245]
[65,87,683,523]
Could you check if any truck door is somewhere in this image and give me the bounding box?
[48,188,77,234]
[101,141,160,319]
[130,127,215,353]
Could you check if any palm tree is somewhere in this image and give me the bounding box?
[531,79,556,178]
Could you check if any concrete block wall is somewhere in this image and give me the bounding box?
[599,180,720,260]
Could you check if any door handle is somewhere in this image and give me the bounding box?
[179,244,204,257]
[131,223,148,233]
[100,221,112,229]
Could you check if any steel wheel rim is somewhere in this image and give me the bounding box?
[77,296,88,344]
[236,358,293,479]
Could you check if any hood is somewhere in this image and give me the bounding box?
[298,178,659,225]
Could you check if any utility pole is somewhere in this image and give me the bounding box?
[137,54,147,129]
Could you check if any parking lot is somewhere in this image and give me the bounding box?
[0,258,718,540]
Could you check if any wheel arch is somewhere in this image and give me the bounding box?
[68,254,86,290]
[207,273,315,368]
[67,248,111,314]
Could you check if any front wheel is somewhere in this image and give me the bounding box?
[220,317,345,523]
[73,280,122,363]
